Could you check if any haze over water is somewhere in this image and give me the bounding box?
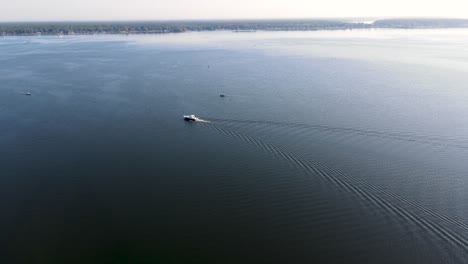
[1,29,468,263]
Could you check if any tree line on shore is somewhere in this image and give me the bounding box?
[1,19,467,36]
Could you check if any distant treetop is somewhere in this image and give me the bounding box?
[1,19,467,36]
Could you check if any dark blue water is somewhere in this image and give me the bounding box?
[2,30,468,263]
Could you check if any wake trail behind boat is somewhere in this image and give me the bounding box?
[197,121,468,257]
[201,117,468,150]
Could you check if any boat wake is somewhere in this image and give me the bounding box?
[200,117,468,151]
[198,121,468,258]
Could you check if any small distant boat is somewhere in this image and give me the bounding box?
[219,94,226,97]
[183,115,199,122]
[22,92,32,96]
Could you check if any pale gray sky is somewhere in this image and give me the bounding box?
[1,0,468,21]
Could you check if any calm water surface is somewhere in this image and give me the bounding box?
[1,29,468,263]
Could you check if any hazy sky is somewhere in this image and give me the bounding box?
[2,0,468,21]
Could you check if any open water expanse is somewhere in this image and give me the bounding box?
[2,29,468,263]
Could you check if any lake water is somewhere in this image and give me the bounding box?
[1,29,468,263]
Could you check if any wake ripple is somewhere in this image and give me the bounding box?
[198,122,468,256]
[202,117,468,151]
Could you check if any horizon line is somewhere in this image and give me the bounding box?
[2,16,468,24]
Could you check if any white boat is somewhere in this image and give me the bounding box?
[183,115,199,122]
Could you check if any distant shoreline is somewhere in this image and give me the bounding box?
[2,19,468,36]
